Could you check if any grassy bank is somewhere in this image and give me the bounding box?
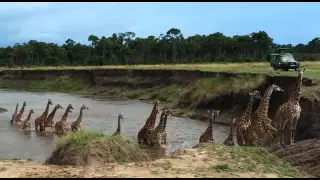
[46,131,148,166]
[1,61,320,79]
[0,74,266,121]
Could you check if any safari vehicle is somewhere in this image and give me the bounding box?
[268,48,300,71]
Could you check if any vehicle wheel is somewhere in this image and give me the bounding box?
[283,68,289,71]
[273,67,278,71]
[295,68,297,71]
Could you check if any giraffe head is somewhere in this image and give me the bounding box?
[298,67,305,76]
[154,99,160,113]
[249,90,262,100]
[67,104,73,113]
[56,104,63,109]
[81,104,89,111]
[23,101,27,107]
[48,99,53,106]
[29,109,34,114]
[207,109,220,123]
[162,108,173,117]
[270,84,283,92]
[118,113,124,121]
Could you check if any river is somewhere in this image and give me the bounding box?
[0,90,229,162]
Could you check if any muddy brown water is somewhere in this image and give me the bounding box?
[0,90,229,162]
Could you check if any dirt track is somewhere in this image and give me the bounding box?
[0,148,283,178]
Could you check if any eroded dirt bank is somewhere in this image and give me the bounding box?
[0,69,319,143]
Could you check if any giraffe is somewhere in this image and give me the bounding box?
[137,99,160,145]
[55,104,73,137]
[274,67,305,146]
[43,104,63,131]
[150,108,172,147]
[21,109,34,131]
[14,101,26,126]
[251,84,284,141]
[10,102,19,124]
[242,118,259,146]
[35,99,53,132]
[112,113,124,136]
[71,104,89,132]
[236,90,262,146]
[223,118,239,146]
[199,110,220,143]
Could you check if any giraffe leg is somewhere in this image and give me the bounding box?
[163,132,167,145]
[279,116,289,147]
[238,128,245,146]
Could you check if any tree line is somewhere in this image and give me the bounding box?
[0,28,319,67]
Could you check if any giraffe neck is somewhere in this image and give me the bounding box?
[19,104,26,115]
[288,73,303,102]
[61,108,70,122]
[76,108,84,122]
[14,103,19,114]
[159,113,169,132]
[25,111,33,122]
[257,86,274,115]
[241,95,255,123]
[41,102,50,118]
[205,115,215,134]
[145,103,158,129]
[47,106,59,120]
[116,116,121,133]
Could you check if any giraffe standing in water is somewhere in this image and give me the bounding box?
[199,110,220,143]
[43,104,63,131]
[236,90,261,146]
[21,109,34,131]
[274,68,305,146]
[251,84,283,141]
[71,104,89,132]
[137,99,160,145]
[150,108,172,147]
[112,113,124,136]
[223,118,239,146]
[14,101,26,126]
[55,104,73,137]
[35,99,53,132]
[10,102,19,124]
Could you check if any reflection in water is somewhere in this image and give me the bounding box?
[0,90,229,162]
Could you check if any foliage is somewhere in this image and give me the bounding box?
[1,28,320,67]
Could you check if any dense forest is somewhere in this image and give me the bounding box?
[0,28,319,67]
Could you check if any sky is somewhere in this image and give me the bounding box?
[0,2,319,47]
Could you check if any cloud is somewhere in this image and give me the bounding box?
[0,2,319,47]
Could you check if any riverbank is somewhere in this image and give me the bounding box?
[0,68,319,142]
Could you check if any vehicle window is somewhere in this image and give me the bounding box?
[281,54,294,62]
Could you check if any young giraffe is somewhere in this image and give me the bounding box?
[71,104,89,132]
[251,84,284,140]
[112,113,124,136]
[21,109,34,131]
[223,118,239,146]
[199,110,220,143]
[274,67,305,146]
[55,104,73,137]
[43,104,63,131]
[10,102,19,124]
[236,90,262,146]
[35,99,53,132]
[150,108,172,147]
[137,99,160,145]
[14,101,26,126]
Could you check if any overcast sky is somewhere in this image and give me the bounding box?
[0,2,319,47]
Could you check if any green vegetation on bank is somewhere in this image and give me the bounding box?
[0,28,319,67]
[195,143,309,178]
[46,131,148,166]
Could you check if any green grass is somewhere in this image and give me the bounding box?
[0,75,91,92]
[46,131,148,166]
[195,143,309,178]
[1,61,320,79]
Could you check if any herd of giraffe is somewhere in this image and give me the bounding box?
[8,67,305,149]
